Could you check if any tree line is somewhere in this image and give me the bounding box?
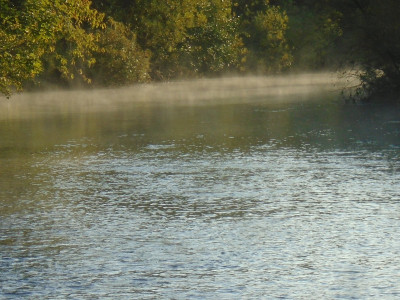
[1,0,399,101]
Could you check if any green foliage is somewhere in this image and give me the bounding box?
[244,4,292,73]
[0,0,105,96]
[173,0,246,77]
[116,0,245,79]
[89,18,151,86]
[325,0,400,101]
[282,1,342,70]
[0,0,44,97]
[232,0,270,23]
[3,0,400,102]
[33,0,106,87]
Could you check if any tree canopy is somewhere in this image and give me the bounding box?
[1,0,400,101]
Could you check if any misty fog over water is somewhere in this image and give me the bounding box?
[1,74,400,299]
[0,73,345,117]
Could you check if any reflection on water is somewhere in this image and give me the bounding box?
[1,75,400,299]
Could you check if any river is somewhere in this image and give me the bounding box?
[1,74,400,299]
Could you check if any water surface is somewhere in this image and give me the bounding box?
[1,75,400,299]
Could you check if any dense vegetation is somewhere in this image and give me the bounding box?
[1,0,400,101]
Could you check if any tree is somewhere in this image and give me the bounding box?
[33,0,106,87]
[281,0,342,70]
[232,0,293,73]
[299,0,400,101]
[88,17,151,86]
[245,5,292,72]
[0,0,105,96]
[93,0,246,79]
[174,0,245,76]
[0,0,44,97]
[341,0,400,101]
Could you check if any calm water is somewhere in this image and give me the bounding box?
[1,76,400,299]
